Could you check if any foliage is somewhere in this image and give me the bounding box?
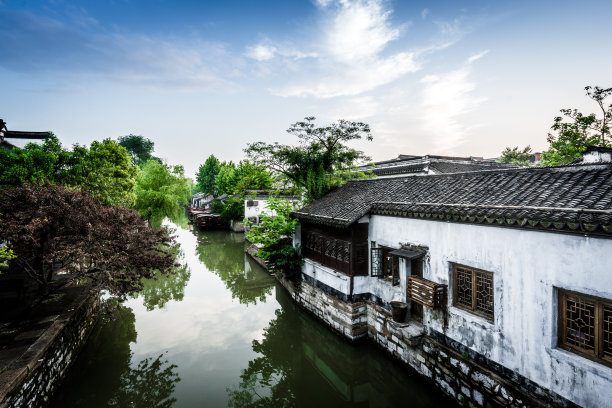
[76,139,137,206]
[210,199,226,214]
[196,231,274,305]
[216,161,237,196]
[134,160,191,224]
[220,197,245,221]
[109,354,180,408]
[245,116,373,201]
[232,160,274,193]
[117,134,156,166]
[0,183,177,298]
[196,155,221,195]
[245,198,302,278]
[0,134,69,184]
[0,135,137,207]
[499,145,532,165]
[542,86,612,165]
[0,245,15,268]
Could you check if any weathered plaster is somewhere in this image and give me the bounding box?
[369,215,612,408]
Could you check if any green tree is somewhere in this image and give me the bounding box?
[134,160,191,224]
[0,136,137,207]
[196,155,221,195]
[118,134,156,166]
[216,161,238,196]
[233,160,274,193]
[0,134,70,185]
[245,117,372,201]
[79,139,137,206]
[245,198,302,279]
[498,146,532,165]
[542,86,612,165]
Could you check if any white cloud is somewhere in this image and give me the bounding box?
[245,44,277,61]
[421,8,429,20]
[467,49,489,64]
[257,0,421,98]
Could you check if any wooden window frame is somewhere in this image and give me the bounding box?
[370,246,399,286]
[452,263,494,321]
[557,289,612,368]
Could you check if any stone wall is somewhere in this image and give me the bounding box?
[0,291,100,408]
[275,271,578,408]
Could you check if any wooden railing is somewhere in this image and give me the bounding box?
[407,276,447,310]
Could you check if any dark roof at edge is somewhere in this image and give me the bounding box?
[293,163,612,237]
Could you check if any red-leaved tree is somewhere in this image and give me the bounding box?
[0,183,177,298]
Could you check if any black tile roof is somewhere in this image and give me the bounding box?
[293,163,612,237]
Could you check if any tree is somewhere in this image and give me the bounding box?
[0,136,137,207]
[498,146,532,165]
[245,198,303,279]
[216,161,238,196]
[118,134,156,166]
[245,117,373,201]
[542,86,612,165]
[0,183,177,298]
[195,155,221,195]
[233,160,274,193]
[134,160,191,224]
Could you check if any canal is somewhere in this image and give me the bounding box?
[50,223,449,407]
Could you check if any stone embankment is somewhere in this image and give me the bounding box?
[247,245,579,408]
[0,286,100,408]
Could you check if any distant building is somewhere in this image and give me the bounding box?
[357,154,520,178]
[244,190,300,226]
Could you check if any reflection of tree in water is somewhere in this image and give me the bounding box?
[49,305,180,408]
[228,289,445,408]
[227,308,297,408]
[109,353,180,408]
[196,231,274,305]
[138,264,191,311]
[149,210,190,230]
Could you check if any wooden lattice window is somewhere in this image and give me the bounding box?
[558,289,612,367]
[452,264,494,321]
[370,247,399,286]
[302,230,351,274]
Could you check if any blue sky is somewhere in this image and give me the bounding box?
[1,0,611,177]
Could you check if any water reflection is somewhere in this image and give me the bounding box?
[196,231,274,305]
[50,306,181,408]
[138,265,191,311]
[228,287,441,408]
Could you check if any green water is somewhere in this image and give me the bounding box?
[50,224,448,407]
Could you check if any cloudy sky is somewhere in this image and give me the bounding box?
[1,0,611,177]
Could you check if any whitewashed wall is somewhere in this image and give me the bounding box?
[369,215,612,408]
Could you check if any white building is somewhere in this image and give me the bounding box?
[244,190,300,226]
[290,149,612,408]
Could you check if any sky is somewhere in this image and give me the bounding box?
[1,0,611,177]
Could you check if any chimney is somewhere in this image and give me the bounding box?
[581,146,612,163]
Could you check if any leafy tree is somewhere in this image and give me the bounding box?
[245,117,373,201]
[0,183,177,298]
[0,136,137,207]
[232,160,274,193]
[118,134,156,166]
[499,146,532,165]
[220,197,245,221]
[216,161,238,196]
[0,134,70,185]
[134,160,191,224]
[542,86,612,165]
[196,155,221,195]
[245,198,302,279]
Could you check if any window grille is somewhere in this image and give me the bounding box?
[452,264,494,321]
[302,230,351,274]
[558,289,612,367]
[371,248,384,277]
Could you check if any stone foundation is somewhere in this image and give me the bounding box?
[0,290,100,408]
[273,271,577,408]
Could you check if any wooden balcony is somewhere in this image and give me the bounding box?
[407,276,447,310]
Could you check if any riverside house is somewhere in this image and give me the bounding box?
[289,147,612,408]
